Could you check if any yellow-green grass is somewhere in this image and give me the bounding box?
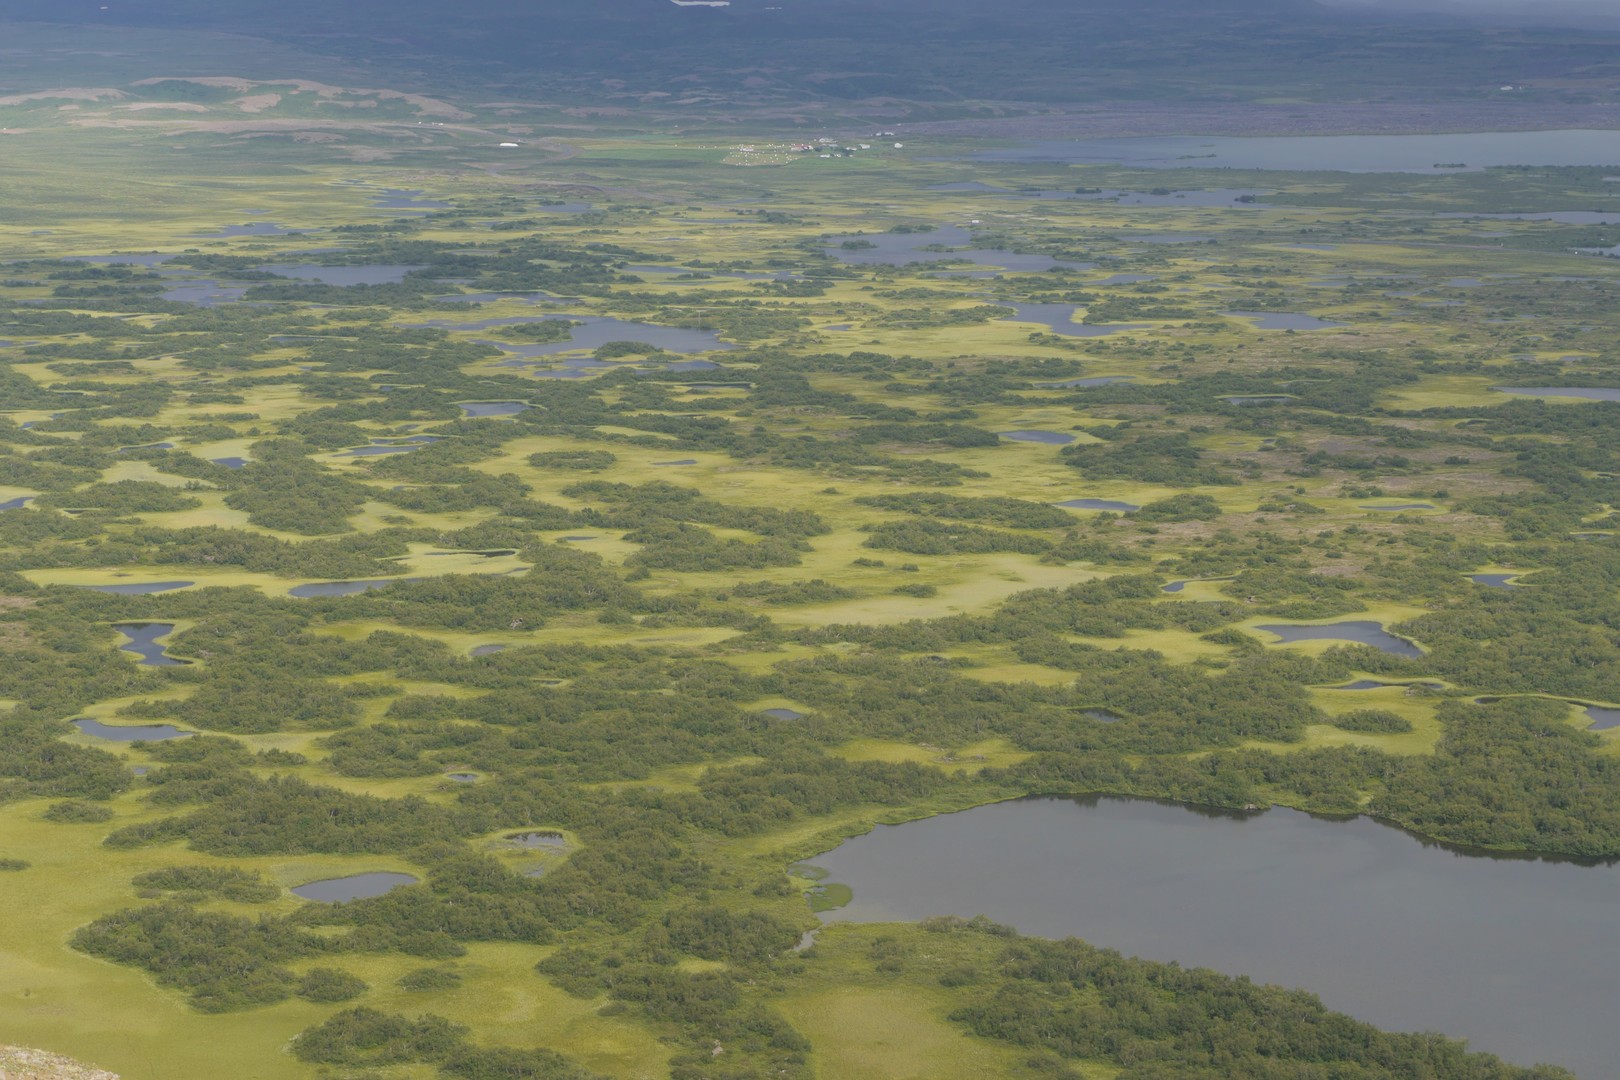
[832,737,1033,774]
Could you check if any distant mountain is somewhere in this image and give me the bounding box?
[4,0,1618,108]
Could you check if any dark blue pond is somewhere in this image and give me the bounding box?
[113,623,189,666]
[762,708,807,721]
[1257,621,1422,657]
[459,401,530,417]
[72,718,194,742]
[211,457,247,469]
[1362,504,1436,512]
[292,872,418,903]
[289,579,410,598]
[999,430,1075,445]
[1005,304,1146,337]
[0,497,32,511]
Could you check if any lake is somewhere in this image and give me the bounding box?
[951,130,1620,172]
[1257,620,1422,657]
[812,794,1620,1075]
[292,872,418,903]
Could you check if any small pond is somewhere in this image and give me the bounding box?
[258,264,426,286]
[811,794,1620,1075]
[761,708,807,722]
[1331,679,1443,691]
[1056,498,1139,512]
[1162,577,1232,593]
[82,582,193,595]
[470,644,508,657]
[72,719,194,742]
[211,457,247,469]
[1257,621,1421,657]
[289,579,410,598]
[0,497,33,511]
[652,459,697,467]
[188,222,301,237]
[1361,504,1436,512]
[1494,386,1620,402]
[113,623,189,667]
[506,831,567,849]
[1004,303,1147,337]
[1585,707,1620,730]
[373,189,449,210]
[1034,376,1134,388]
[459,401,530,417]
[292,872,418,903]
[1469,574,1524,588]
[999,430,1074,445]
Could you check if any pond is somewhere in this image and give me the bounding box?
[811,794,1619,1075]
[1225,311,1345,331]
[1494,386,1620,402]
[1162,577,1232,593]
[1331,679,1444,691]
[292,872,418,903]
[1034,376,1135,389]
[211,457,247,469]
[1221,394,1296,406]
[113,623,189,666]
[999,430,1074,445]
[372,189,449,210]
[188,222,302,237]
[72,718,194,742]
[82,581,193,595]
[1469,574,1525,588]
[824,227,1092,271]
[1003,303,1146,337]
[426,315,731,357]
[289,579,410,598]
[949,130,1620,172]
[1257,621,1421,657]
[506,830,567,848]
[258,264,426,286]
[1056,498,1139,512]
[470,644,508,657]
[761,708,806,721]
[0,497,33,511]
[1361,503,1436,512]
[458,401,530,417]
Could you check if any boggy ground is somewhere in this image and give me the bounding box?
[0,72,1617,1080]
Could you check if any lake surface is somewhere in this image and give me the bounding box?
[814,795,1620,1074]
[1585,707,1620,730]
[292,872,418,903]
[0,497,33,511]
[113,623,189,666]
[953,130,1620,172]
[1257,621,1422,657]
[1495,386,1620,402]
[82,581,193,595]
[999,430,1075,445]
[72,718,193,742]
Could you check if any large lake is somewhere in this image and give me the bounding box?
[812,796,1619,1075]
[954,130,1620,172]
